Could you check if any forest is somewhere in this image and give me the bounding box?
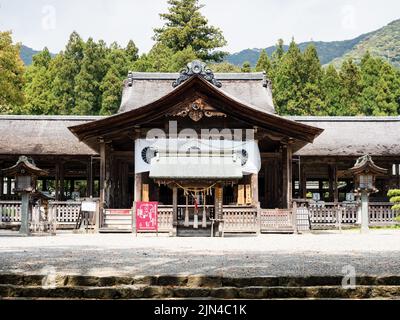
[1,0,399,117]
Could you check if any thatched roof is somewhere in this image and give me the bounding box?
[292,116,400,156]
[119,72,275,114]
[1,115,399,158]
[0,115,103,156]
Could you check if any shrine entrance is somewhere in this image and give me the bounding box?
[174,182,216,237]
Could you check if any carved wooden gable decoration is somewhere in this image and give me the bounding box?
[166,97,227,122]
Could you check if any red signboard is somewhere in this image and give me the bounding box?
[135,202,158,232]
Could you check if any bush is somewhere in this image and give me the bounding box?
[388,189,400,212]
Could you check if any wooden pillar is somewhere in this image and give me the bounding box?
[7,177,12,196]
[300,163,307,199]
[42,179,48,192]
[105,146,113,208]
[134,173,142,202]
[251,173,259,206]
[55,162,60,201]
[121,161,129,208]
[86,160,93,198]
[214,184,224,237]
[282,144,293,209]
[333,165,339,203]
[0,174,3,199]
[172,187,178,236]
[99,140,106,223]
[59,162,65,201]
[70,179,75,195]
[329,164,338,203]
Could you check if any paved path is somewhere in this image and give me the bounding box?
[1,230,400,277]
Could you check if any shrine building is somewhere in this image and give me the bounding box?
[1,60,399,235]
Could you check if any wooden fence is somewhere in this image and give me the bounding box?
[293,200,399,230]
[222,206,259,233]
[0,201,81,230]
[260,209,294,233]
[157,206,174,233]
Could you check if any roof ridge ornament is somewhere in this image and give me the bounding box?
[172,60,222,88]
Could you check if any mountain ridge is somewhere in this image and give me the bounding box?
[225,19,400,68]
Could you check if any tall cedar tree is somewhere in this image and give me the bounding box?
[339,59,362,115]
[360,52,399,115]
[301,45,325,115]
[22,48,57,114]
[0,31,25,113]
[322,65,342,116]
[255,49,271,74]
[51,31,84,114]
[73,38,108,115]
[100,42,139,115]
[153,0,227,62]
[273,39,304,115]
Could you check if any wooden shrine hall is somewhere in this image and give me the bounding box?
[1,60,400,235]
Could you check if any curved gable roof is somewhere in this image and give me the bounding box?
[119,72,275,114]
[69,75,323,151]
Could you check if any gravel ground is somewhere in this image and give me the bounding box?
[1,230,400,277]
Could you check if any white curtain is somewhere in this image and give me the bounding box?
[135,138,261,175]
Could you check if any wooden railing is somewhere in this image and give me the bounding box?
[157,206,174,233]
[369,202,399,226]
[51,201,81,228]
[0,201,81,230]
[260,209,294,233]
[293,200,399,230]
[0,201,21,225]
[222,206,258,233]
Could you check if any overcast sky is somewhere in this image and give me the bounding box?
[0,0,399,54]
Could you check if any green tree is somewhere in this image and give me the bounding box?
[273,39,303,115]
[132,43,176,72]
[300,45,325,115]
[169,46,198,71]
[339,59,362,115]
[359,52,399,116]
[270,39,285,76]
[0,31,25,113]
[100,42,135,115]
[322,65,342,115]
[52,31,85,114]
[22,48,57,114]
[125,40,139,63]
[73,38,109,115]
[241,61,251,73]
[153,0,227,62]
[255,49,271,74]
[209,62,241,73]
[100,66,123,115]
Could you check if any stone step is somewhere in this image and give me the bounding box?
[2,274,400,288]
[177,227,212,237]
[1,284,400,299]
